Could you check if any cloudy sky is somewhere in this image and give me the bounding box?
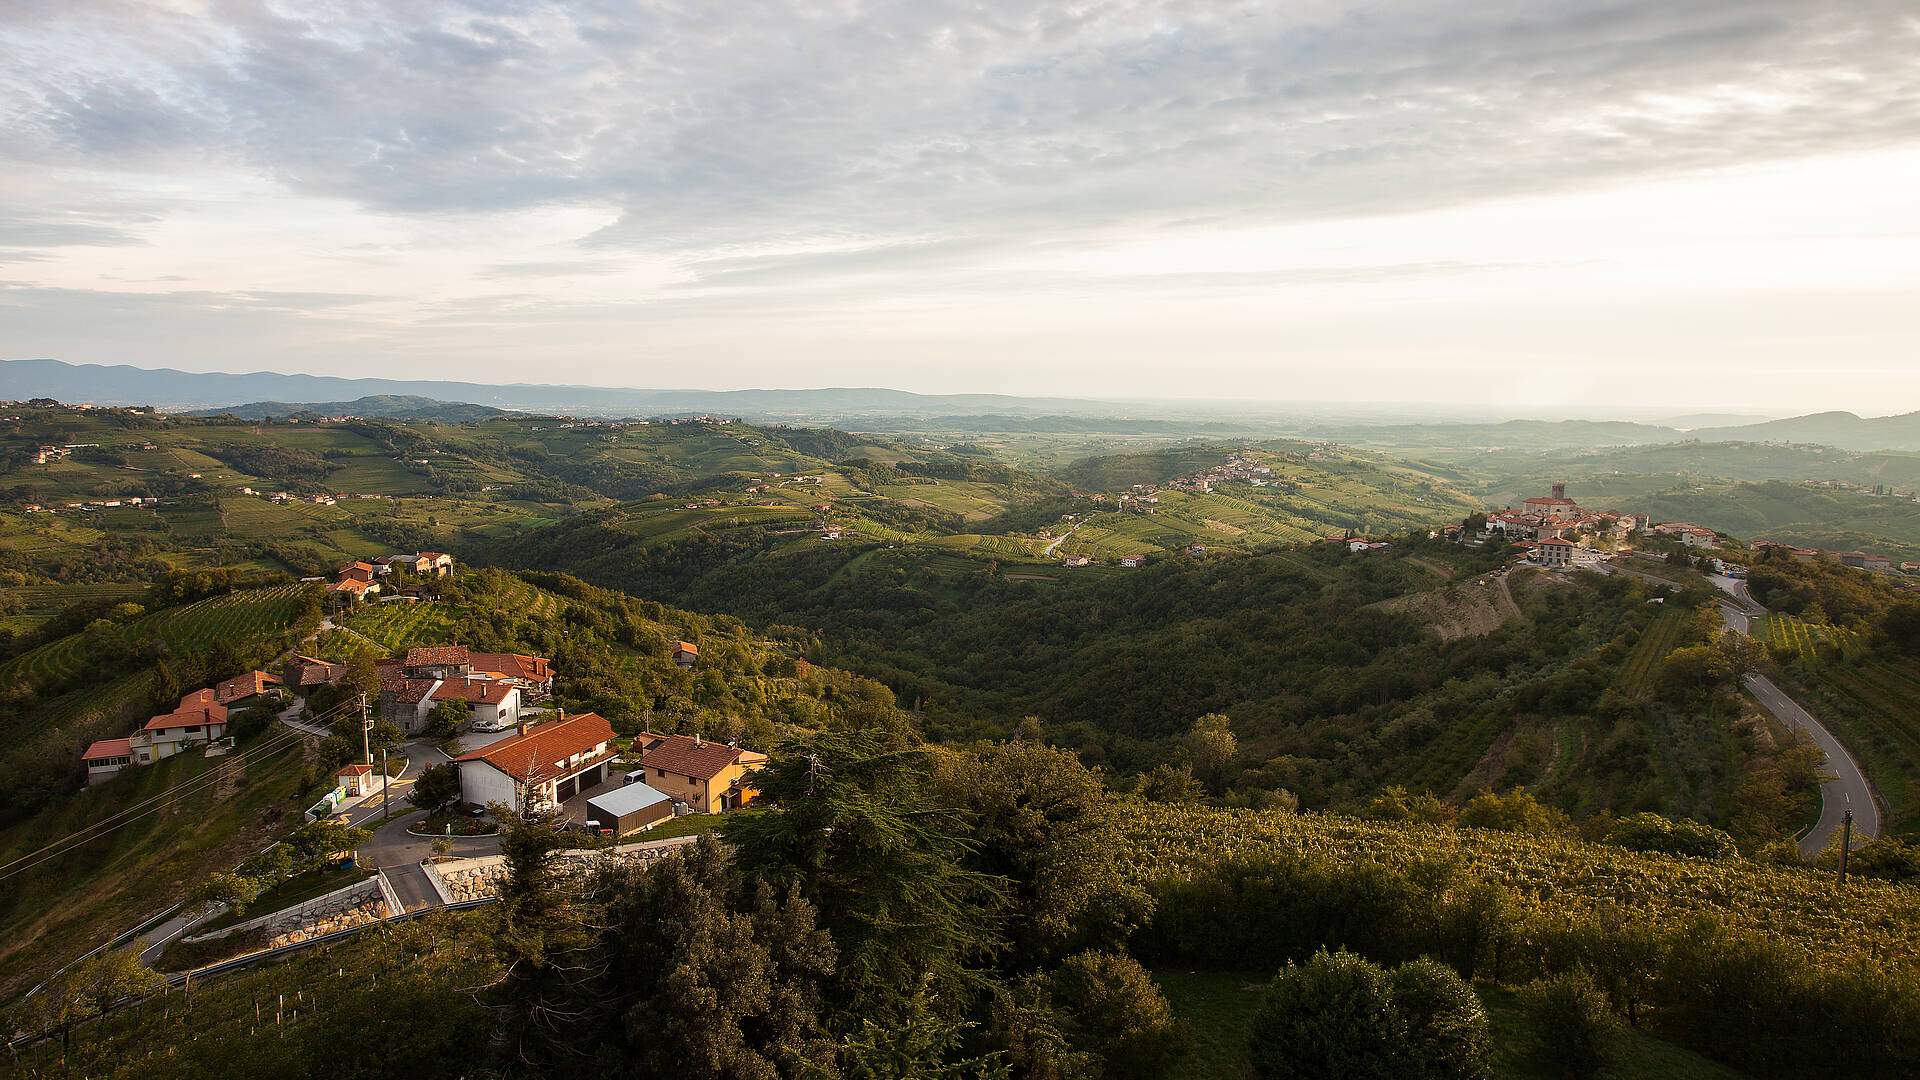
[2,1,1917,412]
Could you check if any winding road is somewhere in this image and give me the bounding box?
[1704,573,1880,856]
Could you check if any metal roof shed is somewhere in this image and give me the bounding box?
[587,781,675,837]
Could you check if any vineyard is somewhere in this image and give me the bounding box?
[1804,657,1920,827]
[0,582,316,691]
[338,600,461,651]
[1122,805,1920,968]
[1610,609,1686,698]
[1759,614,1866,665]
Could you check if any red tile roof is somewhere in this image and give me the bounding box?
[431,677,514,706]
[286,657,347,686]
[633,731,765,781]
[455,713,615,784]
[338,763,374,776]
[387,679,440,704]
[145,703,226,731]
[469,652,552,682]
[673,640,698,656]
[214,669,280,704]
[406,645,470,668]
[83,738,133,762]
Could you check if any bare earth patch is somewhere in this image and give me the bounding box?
[1368,580,1519,641]
[1202,519,1247,535]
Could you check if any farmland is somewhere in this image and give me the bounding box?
[1756,613,1866,664]
[1791,656,1920,829]
[1612,609,1687,698]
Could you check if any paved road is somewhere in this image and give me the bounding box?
[358,809,501,868]
[1745,673,1881,857]
[380,864,443,912]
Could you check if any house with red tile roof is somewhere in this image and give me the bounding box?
[454,713,617,810]
[81,738,135,785]
[629,731,768,813]
[672,641,698,669]
[133,701,228,764]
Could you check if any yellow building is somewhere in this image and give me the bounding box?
[629,732,767,813]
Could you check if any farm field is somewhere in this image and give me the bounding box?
[1612,609,1686,698]
[337,600,463,651]
[1795,655,1920,829]
[1755,613,1866,663]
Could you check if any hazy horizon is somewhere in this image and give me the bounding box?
[4,2,1917,414]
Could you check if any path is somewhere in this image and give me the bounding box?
[1043,522,1082,557]
[1404,556,1454,580]
[1491,572,1522,621]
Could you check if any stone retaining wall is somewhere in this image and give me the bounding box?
[435,835,696,904]
[182,876,391,949]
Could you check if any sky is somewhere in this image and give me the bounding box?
[2,1,1917,414]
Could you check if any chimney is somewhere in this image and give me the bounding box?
[695,732,702,745]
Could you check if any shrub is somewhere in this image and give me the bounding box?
[1605,812,1738,860]
[1250,949,1490,1080]
[1045,950,1189,1078]
[1516,969,1619,1080]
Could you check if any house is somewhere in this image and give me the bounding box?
[1534,537,1577,567]
[133,701,229,764]
[1348,539,1371,553]
[81,738,135,784]
[283,656,347,696]
[419,552,455,576]
[454,713,618,811]
[469,652,555,699]
[328,578,378,601]
[337,762,376,797]
[405,645,472,679]
[1063,555,1091,568]
[212,669,282,708]
[426,677,520,730]
[672,641,699,669]
[630,731,768,814]
[586,781,675,836]
[1187,544,1208,556]
[1120,554,1146,568]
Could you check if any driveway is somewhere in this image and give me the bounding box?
[357,809,500,868]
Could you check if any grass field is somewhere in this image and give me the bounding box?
[0,726,317,1000]
[1153,971,1750,1080]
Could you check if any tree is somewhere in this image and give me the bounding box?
[1251,949,1401,1080]
[26,947,162,1050]
[1044,950,1189,1079]
[601,834,838,1079]
[488,796,600,1075]
[1458,789,1568,834]
[930,742,1152,962]
[1604,813,1737,860]
[426,699,469,740]
[722,729,1008,1026]
[409,762,462,815]
[1185,713,1238,789]
[1516,969,1619,1080]
[1132,763,1204,804]
[185,870,264,917]
[1251,950,1489,1080]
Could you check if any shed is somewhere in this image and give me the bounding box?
[587,781,675,837]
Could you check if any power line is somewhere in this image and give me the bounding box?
[0,701,358,880]
[0,732,317,884]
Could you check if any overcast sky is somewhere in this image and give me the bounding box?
[2,1,1917,413]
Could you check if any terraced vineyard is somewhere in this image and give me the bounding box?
[1612,609,1686,698]
[0,582,317,690]
[338,600,461,650]
[1758,614,1866,664]
[1122,804,1920,967]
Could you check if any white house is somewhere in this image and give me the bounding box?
[454,713,617,811]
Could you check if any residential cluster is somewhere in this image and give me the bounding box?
[281,643,553,736]
[324,551,454,601]
[81,670,284,784]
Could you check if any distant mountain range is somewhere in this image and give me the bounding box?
[4,357,1918,451]
[185,395,512,422]
[0,358,1119,420]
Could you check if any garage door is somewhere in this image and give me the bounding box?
[557,776,577,801]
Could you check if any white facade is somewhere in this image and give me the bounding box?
[459,760,523,810]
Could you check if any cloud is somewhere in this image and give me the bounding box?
[2,0,1915,270]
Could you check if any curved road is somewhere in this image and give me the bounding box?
[1704,573,1879,856]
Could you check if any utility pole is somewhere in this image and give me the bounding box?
[1838,809,1854,886]
[360,693,371,766]
[381,746,391,823]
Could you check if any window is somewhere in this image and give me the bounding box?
[656,769,666,779]
[184,725,200,734]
